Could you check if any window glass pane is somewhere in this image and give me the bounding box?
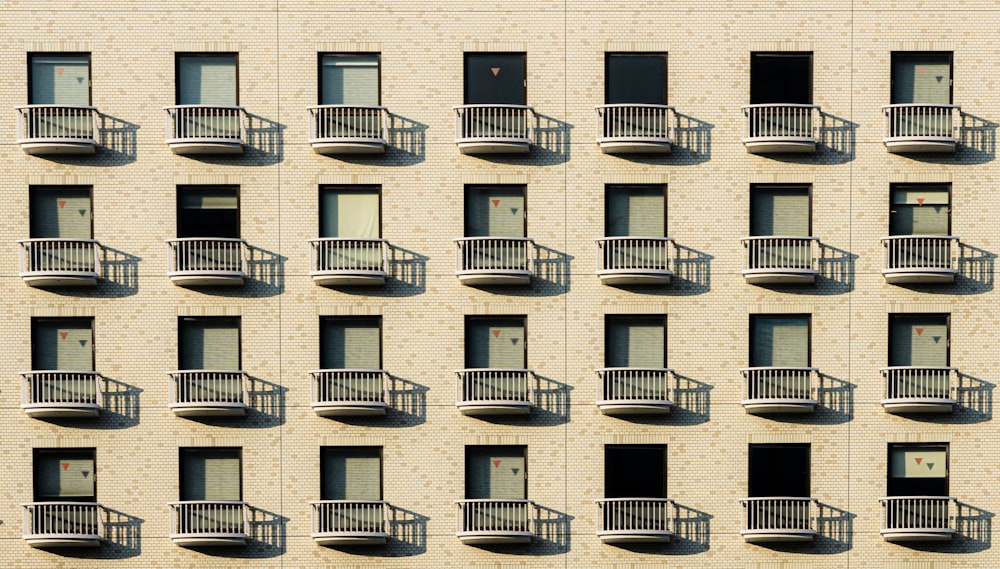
[32,318,93,371]
[320,55,379,106]
[606,186,665,237]
[751,186,809,236]
[177,55,237,106]
[890,316,948,367]
[466,447,526,499]
[180,318,240,370]
[890,447,947,479]
[750,53,812,104]
[30,187,91,239]
[605,446,666,498]
[320,318,380,369]
[751,316,809,367]
[36,451,95,500]
[466,318,525,369]
[606,55,666,104]
[178,187,239,238]
[31,55,90,105]
[320,186,379,238]
[605,316,665,368]
[322,448,381,500]
[748,445,810,497]
[465,186,525,237]
[890,186,949,235]
[892,54,951,104]
[465,53,525,105]
[181,449,241,501]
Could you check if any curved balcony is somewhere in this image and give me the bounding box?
[882,104,960,153]
[310,500,389,546]
[596,498,674,544]
[21,371,102,418]
[164,105,246,155]
[15,105,99,155]
[18,239,100,287]
[167,238,247,286]
[310,369,389,417]
[169,501,248,547]
[881,236,958,284]
[454,104,534,154]
[456,369,533,416]
[308,105,388,155]
[881,366,957,414]
[456,499,534,544]
[741,237,818,284]
[22,502,103,548]
[881,497,956,542]
[168,371,248,417]
[595,237,674,286]
[741,104,820,153]
[741,497,817,543]
[596,367,673,415]
[309,238,388,286]
[741,367,818,414]
[454,237,534,285]
[595,104,675,154]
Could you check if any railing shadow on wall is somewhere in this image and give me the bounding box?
[818,112,857,161]
[44,508,143,559]
[897,502,992,553]
[333,375,428,428]
[349,505,429,557]
[243,114,285,165]
[245,246,286,296]
[959,111,996,163]
[757,374,853,425]
[387,114,428,163]
[670,244,712,295]
[813,502,854,553]
[97,114,139,163]
[387,245,428,296]
[672,373,712,425]
[956,242,995,293]
[101,377,141,428]
[816,243,856,294]
[100,246,141,297]
[672,113,713,163]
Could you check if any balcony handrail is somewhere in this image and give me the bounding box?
[740,235,819,242]
[18,239,101,276]
[456,367,535,374]
[309,369,388,404]
[742,104,819,141]
[880,366,958,372]
[20,370,102,406]
[454,105,535,144]
[740,497,816,533]
[880,496,957,502]
[15,105,100,144]
[164,105,247,144]
[596,366,674,373]
[309,499,387,505]
[595,236,676,243]
[740,366,819,372]
[167,237,247,244]
[308,238,390,273]
[595,104,676,142]
[168,500,249,537]
[882,105,959,140]
[881,235,959,242]
[453,236,534,243]
[17,238,100,244]
[456,368,535,405]
[309,237,389,244]
[164,105,246,111]
[168,370,249,406]
[168,500,248,506]
[16,104,99,110]
[881,103,961,110]
[741,103,822,110]
[595,103,677,110]
[166,238,249,275]
[455,498,535,504]
[454,237,536,276]
[741,236,818,272]
[306,104,388,111]
[595,497,675,504]
[453,104,534,110]
[741,496,818,503]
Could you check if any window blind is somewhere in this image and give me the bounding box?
[466,447,526,500]
[322,448,381,500]
[751,316,809,367]
[890,186,949,236]
[177,55,237,106]
[892,54,951,104]
[466,318,525,369]
[30,188,91,239]
[31,56,90,105]
[180,318,240,370]
[320,318,380,369]
[320,55,379,106]
[751,187,809,236]
[36,452,96,500]
[465,186,525,238]
[320,186,379,239]
[605,316,665,368]
[890,447,947,479]
[32,319,93,371]
[606,186,665,237]
[181,449,241,501]
[890,316,948,367]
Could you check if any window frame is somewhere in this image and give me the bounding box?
[463,52,527,105]
[178,447,243,501]
[31,316,95,371]
[888,183,952,236]
[603,314,668,368]
[464,445,528,500]
[319,315,383,369]
[176,185,241,239]
[604,52,668,105]
[890,51,954,105]
[887,443,950,496]
[887,313,951,366]
[319,446,384,501]
[317,53,381,106]
[464,315,528,369]
[177,316,242,370]
[749,52,813,105]
[318,184,383,238]
[748,184,812,237]
[29,185,95,239]
[604,184,668,238]
[174,52,240,106]
[33,448,97,503]
[463,184,527,238]
[749,314,812,367]
[27,52,92,105]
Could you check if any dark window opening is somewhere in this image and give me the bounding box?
[176,53,238,106]
[29,53,91,106]
[465,316,526,369]
[465,446,527,500]
[749,444,810,497]
[891,53,952,105]
[889,184,951,237]
[750,53,812,104]
[320,316,382,369]
[749,314,810,368]
[177,186,239,238]
[606,54,667,105]
[318,53,380,106]
[888,444,949,496]
[29,186,93,240]
[32,317,94,371]
[34,448,96,502]
[464,185,526,238]
[179,448,242,501]
[464,53,526,105]
[179,317,241,370]
[605,446,666,498]
[749,185,811,237]
[321,447,383,501]
[604,315,666,368]
[889,314,949,367]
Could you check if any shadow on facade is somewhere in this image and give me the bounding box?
[959,112,996,163]
[813,502,854,552]
[97,114,139,163]
[246,246,286,296]
[672,113,713,163]
[38,377,142,430]
[607,501,711,555]
[100,246,141,297]
[894,502,992,553]
[818,112,857,161]
[816,243,856,293]
[672,374,712,424]
[327,505,428,556]
[758,374,853,425]
[899,373,993,424]
[40,508,143,559]
[329,376,427,428]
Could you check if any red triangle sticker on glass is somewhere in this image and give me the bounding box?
[58,200,66,208]
[492,199,500,207]
[56,68,65,75]
[492,329,501,338]
[915,328,924,335]
[491,67,500,76]
[62,462,70,470]
[915,457,923,465]
[492,460,501,468]
[59,331,68,340]
[917,198,925,205]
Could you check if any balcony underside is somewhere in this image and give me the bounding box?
[311,270,387,287]
[884,137,958,154]
[458,270,532,286]
[742,398,818,414]
[597,530,673,544]
[598,269,672,286]
[598,137,673,154]
[312,532,389,546]
[171,533,248,547]
[742,269,817,285]
[741,529,817,543]
[169,271,246,287]
[458,531,532,544]
[881,528,955,542]
[312,401,388,417]
[310,138,387,155]
[743,137,818,154]
[21,271,98,287]
[20,139,97,155]
[458,401,532,416]
[882,268,957,284]
[167,139,244,155]
[24,534,102,548]
[881,398,956,414]
[170,402,247,417]
[456,138,531,154]
[598,400,672,416]
[23,403,100,419]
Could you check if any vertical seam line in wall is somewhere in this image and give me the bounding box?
[275,1,283,565]
[847,1,854,566]
[563,1,569,564]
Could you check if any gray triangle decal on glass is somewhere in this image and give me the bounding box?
[511,338,519,345]
[927,463,935,471]
[80,209,87,216]
[82,470,90,478]
[511,207,518,215]
[77,77,85,84]
[512,468,520,475]
[79,340,88,347]
[932,336,942,343]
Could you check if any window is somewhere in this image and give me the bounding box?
[176,53,238,106]
[32,317,94,372]
[465,316,526,369]
[605,445,666,499]
[888,444,948,496]
[34,448,96,502]
[605,315,666,368]
[30,186,93,241]
[29,54,90,106]
[179,317,241,370]
[605,185,665,238]
[750,52,812,105]
[749,444,810,497]
[465,446,526,500]
[750,315,810,368]
[890,184,950,237]
[320,317,381,370]
[606,54,667,105]
[750,185,810,238]
[319,54,379,106]
[321,447,382,501]
[464,53,526,105]
[465,185,525,239]
[889,314,948,368]
[180,447,241,501]
[178,186,239,239]
[320,185,380,240]
[891,53,952,105]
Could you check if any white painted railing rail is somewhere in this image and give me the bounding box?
[454,237,534,274]
[880,496,956,531]
[15,105,99,142]
[167,238,248,274]
[741,497,816,532]
[595,237,674,274]
[169,501,248,537]
[169,371,249,407]
[310,369,388,406]
[741,236,818,272]
[22,502,103,539]
[454,104,535,142]
[455,499,535,535]
[596,368,673,403]
[742,104,819,139]
[881,366,957,400]
[310,500,387,535]
[595,104,675,141]
[308,105,388,142]
[21,371,101,408]
[881,236,958,272]
[164,105,247,143]
[18,239,99,275]
[456,369,534,405]
[882,104,960,139]
[309,238,388,273]
[741,367,817,401]
[595,498,674,535]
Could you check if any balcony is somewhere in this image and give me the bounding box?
[15,105,99,155]
[881,366,957,414]
[166,238,247,286]
[741,104,820,154]
[308,105,388,155]
[456,369,534,416]
[456,499,535,544]
[310,500,389,546]
[308,238,389,286]
[168,371,249,417]
[169,501,248,547]
[881,236,958,284]
[310,369,389,417]
[741,497,817,543]
[881,497,956,542]
[741,237,818,284]
[595,104,675,154]
[595,498,674,544]
[22,502,103,548]
[454,237,534,285]
[595,237,674,286]
[454,104,535,154]
[20,371,102,418]
[164,105,246,155]
[882,104,960,153]
[596,368,673,415]
[18,239,100,287]
[741,367,818,414]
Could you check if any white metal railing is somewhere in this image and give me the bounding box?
[454,104,535,142]
[882,104,960,139]
[880,496,956,532]
[308,105,388,142]
[454,237,534,275]
[456,369,534,405]
[21,371,101,408]
[882,236,958,272]
[882,366,957,400]
[18,239,99,276]
[742,104,819,140]
[595,104,675,141]
[169,501,248,537]
[456,499,534,536]
[310,369,388,406]
[596,498,674,535]
[22,502,103,539]
[741,497,816,533]
[167,238,248,275]
[15,105,99,143]
[742,367,817,401]
[741,237,818,272]
[595,237,674,274]
[310,501,387,535]
[596,368,673,404]
[309,238,388,274]
[164,105,247,144]
[169,371,249,407]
